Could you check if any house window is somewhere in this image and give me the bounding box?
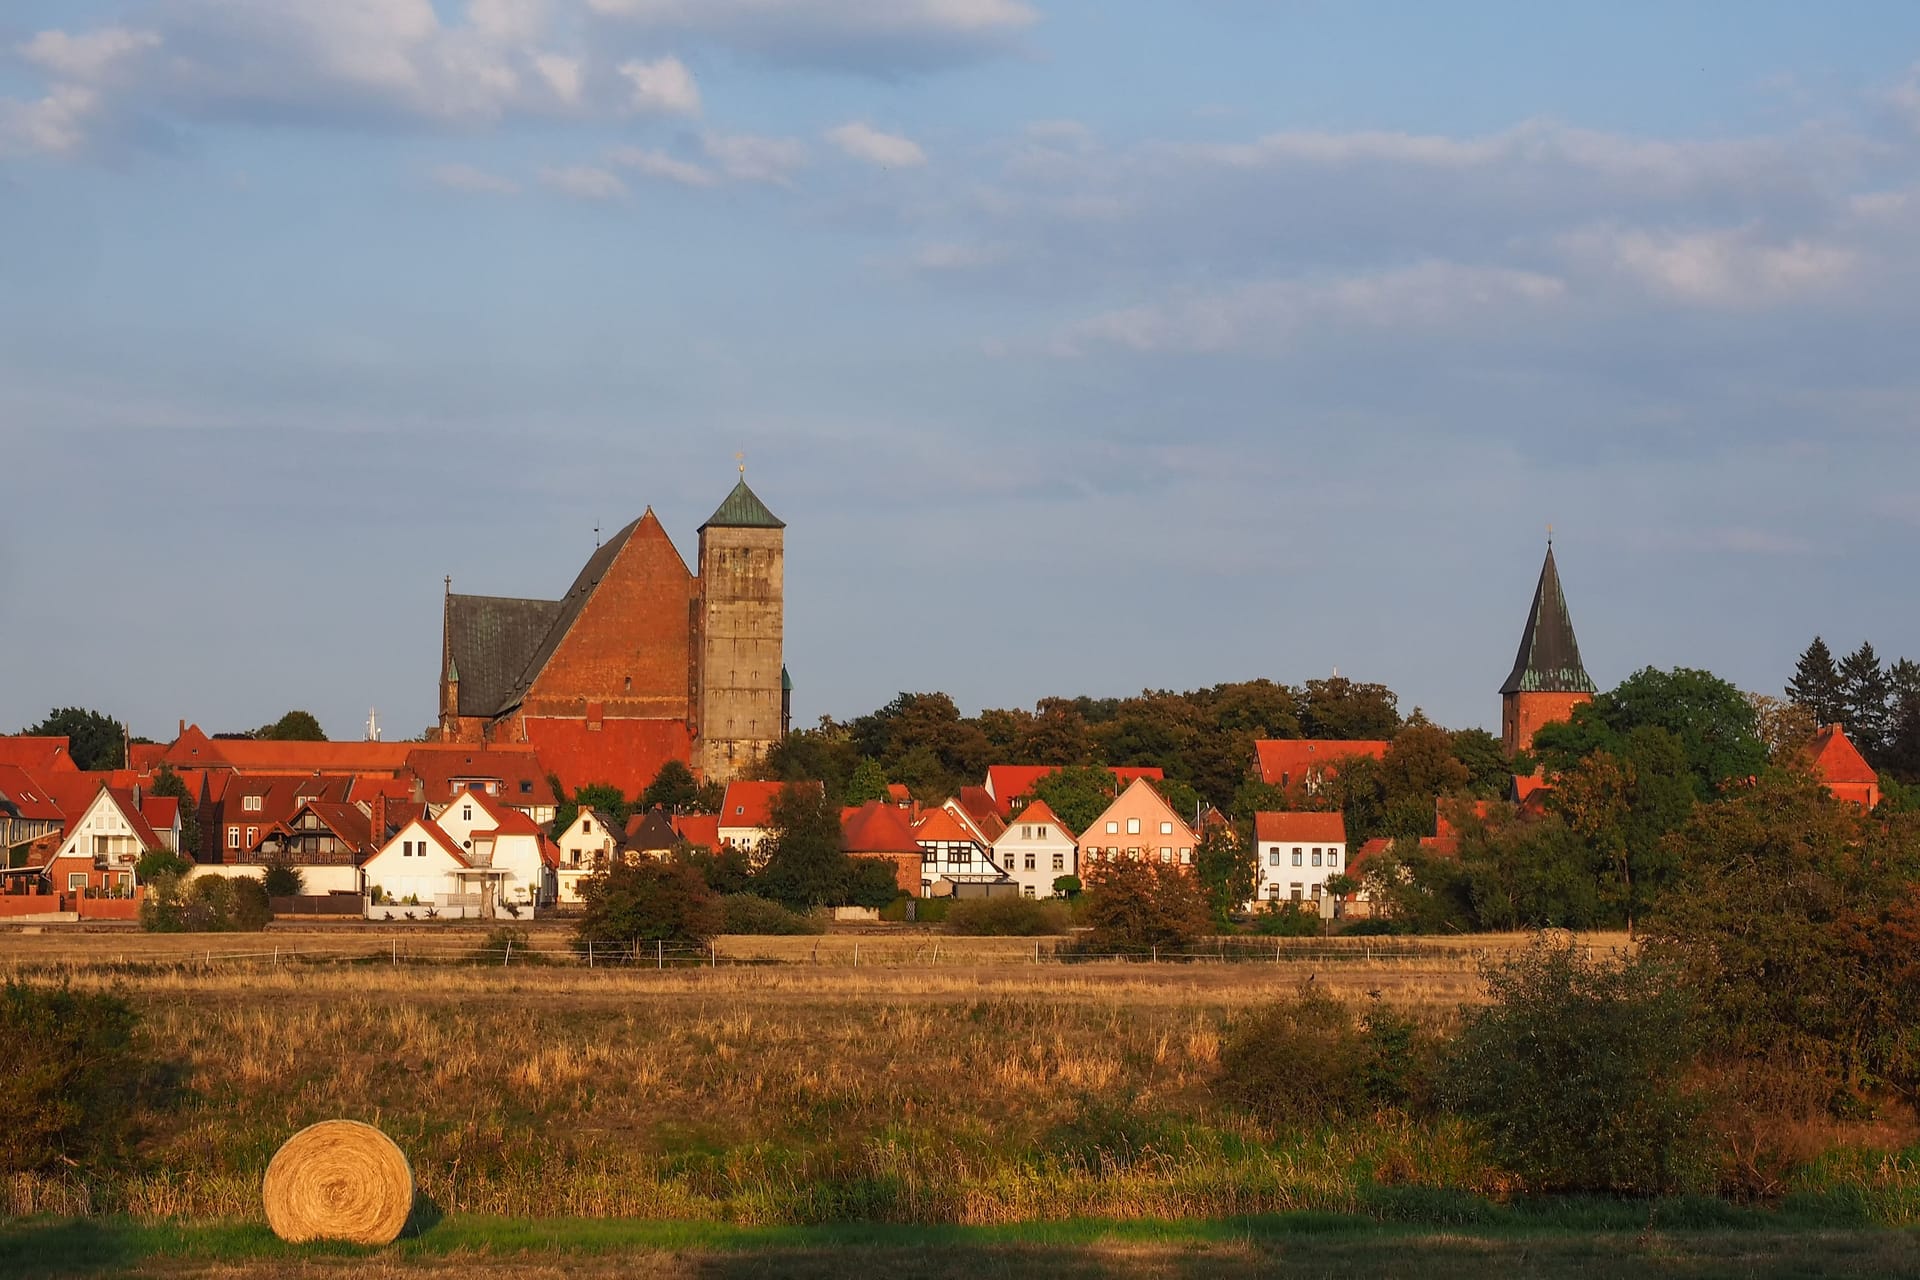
[1160,847,1171,862]
[1292,848,1303,865]
[1268,849,1282,866]
[1313,849,1323,867]
[1311,883,1323,900]
[520,780,532,794]
[463,805,473,822]
[1105,821,1118,834]
[1160,821,1173,835]
[1022,826,1032,840]
[245,826,257,846]
[1179,849,1191,864]
[1327,850,1339,868]
[243,795,262,812]
[1023,885,1036,899]
[1025,853,1036,871]
[228,827,240,849]
[1291,884,1304,901]
[1266,884,1280,899]
[1052,853,1065,871]
[69,873,87,891]
[1126,818,1141,835]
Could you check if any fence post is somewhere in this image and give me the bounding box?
[854,943,859,968]
[503,939,512,967]
[710,940,715,968]
[1151,945,1156,963]
[588,941,594,969]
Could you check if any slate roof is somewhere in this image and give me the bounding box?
[443,592,564,719]
[623,808,680,853]
[1500,546,1597,696]
[700,478,785,530]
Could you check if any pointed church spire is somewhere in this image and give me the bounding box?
[1500,544,1596,696]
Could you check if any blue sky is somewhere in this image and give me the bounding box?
[4,1,1920,743]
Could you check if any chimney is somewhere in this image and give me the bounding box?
[178,719,186,738]
[371,791,389,847]
[587,701,604,732]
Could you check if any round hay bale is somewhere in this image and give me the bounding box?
[262,1120,413,1245]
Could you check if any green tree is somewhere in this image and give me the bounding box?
[754,783,848,911]
[639,760,701,812]
[1194,824,1255,922]
[22,707,125,771]
[256,710,327,741]
[1533,667,1763,800]
[1786,635,1847,728]
[1149,775,1203,820]
[551,783,630,839]
[1299,677,1401,740]
[844,858,903,908]
[1079,857,1212,953]
[1380,722,1471,838]
[135,848,191,881]
[148,764,201,861]
[262,855,305,898]
[575,856,723,947]
[761,716,861,801]
[843,757,893,806]
[681,842,754,895]
[1838,641,1892,761]
[1448,728,1510,796]
[1031,766,1121,835]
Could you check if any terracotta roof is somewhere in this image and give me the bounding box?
[161,733,415,775]
[348,775,416,804]
[1347,837,1394,877]
[700,478,785,530]
[912,807,979,846]
[0,737,77,775]
[1435,798,1498,840]
[1501,545,1597,695]
[0,765,64,821]
[1802,724,1878,786]
[671,813,720,848]
[405,746,555,808]
[290,801,377,857]
[1254,811,1348,843]
[541,836,562,868]
[720,780,816,830]
[140,796,180,832]
[1004,799,1075,840]
[981,764,1165,816]
[519,716,691,798]
[1253,740,1390,788]
[128,743,167,772]
[954,786,999,825]
[842,801,921,853]
[886,783,910,804]
[1419,835,1461,857]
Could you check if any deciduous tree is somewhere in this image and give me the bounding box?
[22,707,125,771]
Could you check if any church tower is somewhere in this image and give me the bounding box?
[1500,542,1596,756]
[695,472,786,781]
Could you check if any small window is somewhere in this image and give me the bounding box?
[227,827,240,849]
[68,872,87,891]
[1179,849,1191,864]
[1160,847,1172,862]
[520,780,532,794]
[1291,883,1304,901]
[463,805,473,822]
[1022,825,1032,840]
[1159,821,1172,835]
[1268,849,1282,866]
[1292,848,1303,866]
[1105,821,1118,834]
[1327,850,1339,868]
[1313,849,1323,867]
[1052,853,1064,871]
[1126,817,1141,835]
[245,826,257,846]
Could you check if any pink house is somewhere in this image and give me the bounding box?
[1077,777,1196,871]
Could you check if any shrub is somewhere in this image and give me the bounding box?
[261,855,305,898]
[1077,858,1212,954]
[134,848,190,881]
[945,896,1068,936]
[1246,902,1323,936]
[1216,985,1434,1125]
[1440,937,1705,1194]
[721,894,825,935]
[0,983,142,1173]
[844,858,904,909]
[139,873,271,932]
[575,857,723,947]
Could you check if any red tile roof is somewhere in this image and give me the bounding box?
[912,807,980,846]
[720,780,818,829]
[955,786,1000,825]
[1252,740,1390,788]
[0,765,64,821]
[292,801,377,857]
[886,783,911,804]
[140,796,180,832]
[519,717,692,798]
[981,764,1166,816]
[1254,811,1348,844]
[161,728,415,775]
[1347,837,1394,877]
[841,801,921,854]
[1803,724,1878,786]
[671,813,720,848]
[0,737,77,775]
[1006,799,1075,839]
[404,745,555,808]
[128,743,167,773]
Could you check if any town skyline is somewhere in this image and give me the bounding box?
[7,3,1920,740]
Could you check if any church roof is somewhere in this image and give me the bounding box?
[1500,546,1597,696]
[444,593,563,719]
[700,478,785,530]
[500,515,650,711]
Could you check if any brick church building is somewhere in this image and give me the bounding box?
[1500,542,1596,755]
[437,475,789,784]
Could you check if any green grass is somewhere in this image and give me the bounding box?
[5,1206,1919,1279]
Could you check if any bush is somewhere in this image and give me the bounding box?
[844,857,904,909]
[1077,858,1212,954]
[262,855,305,898]
[1216,985,1435,1125]
[139,873,270,932]
[944,895,1068,936]
[0,983,143,1173]
[1246,902,1323,936]
[575,857,723,947]
[721,894,825,935]
[1440,937,1705,1194]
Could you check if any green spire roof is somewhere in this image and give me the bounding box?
[446,656,460,683]
[781,665,793,692]
[701,478,785,530]
[1500,546,1597,696]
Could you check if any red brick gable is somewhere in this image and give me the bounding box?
[521,509,695,723]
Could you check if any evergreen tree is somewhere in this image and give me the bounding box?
[1786,636,1846,728]
[1838,641,1892,760]
[639,760,701,812]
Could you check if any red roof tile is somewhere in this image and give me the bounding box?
[0,737,77,775]
[520,717,692,798]
[842,802,921,854]
[981,764,1166,816]
[404,745,556,808]
[912,807,980,846]
[128,743,167,773]
[720,780,818,829]
[1254,811,1348,844]
[161,728,415,775]
[140,796,180,831]
[671,813,720,848]
[0,765,63,821]
[1803,724,1878,786]
[1006,799,1075,839]
[1252,740,1390,788]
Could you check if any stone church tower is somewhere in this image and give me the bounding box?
[1500,542,1596,756]
[694,475,786,779]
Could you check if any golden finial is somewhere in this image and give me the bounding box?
[1546,522,1554,548]
[736,449,746,477]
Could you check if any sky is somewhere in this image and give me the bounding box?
[4,1,1920,744]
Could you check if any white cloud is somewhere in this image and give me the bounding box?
[0,85,104,156]
[1560,224,1856,306]
[583,0,1036,71]
[19,27,160,80]
[826,121,926,167]
[909,241,1008,271]
[1061,261,1566,355]
[607,145,716,187]
[617,56,700,115]
[701,130,807,183]
[531,52,584,105]
[539,164,627,200]
[430,162,521,194]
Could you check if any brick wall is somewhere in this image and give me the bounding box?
[524,512,695,723]
[1502,691,1592,755]
[696,525,784,781]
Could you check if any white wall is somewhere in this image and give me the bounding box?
[990,823,1077,899]
[1252,841,1347,909]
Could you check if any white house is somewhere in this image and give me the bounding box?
[442,786,556,914]
[1252,811,1347,913]
[362,816,497,919]
[717,780,804,858]
[44,786,171,897]
[553,807,620,905]
[913,806,1009,894]
[989,800,1078,899]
